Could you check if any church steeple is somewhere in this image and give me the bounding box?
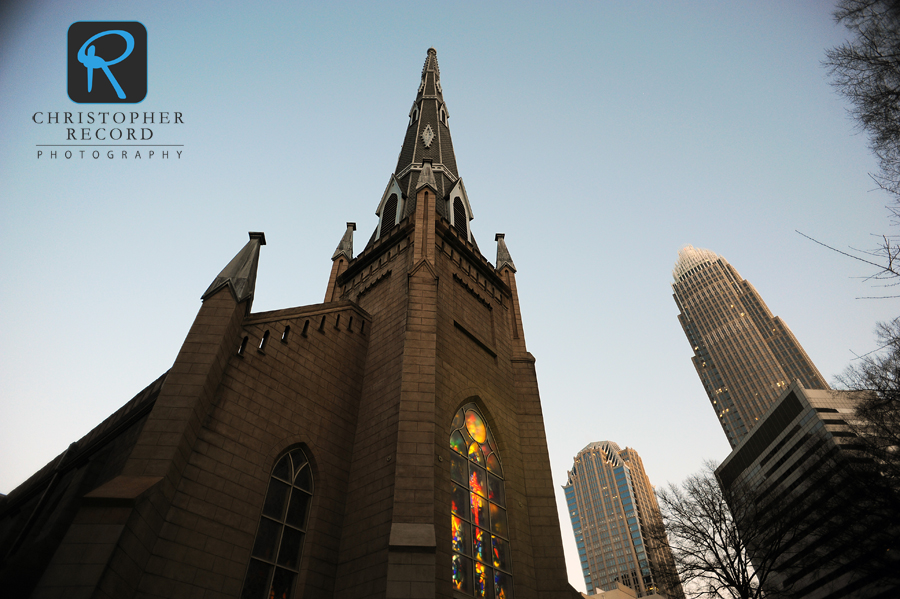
[369,48,476,249]
[395,48,458,184]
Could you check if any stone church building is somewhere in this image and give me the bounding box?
[0,49,580,599]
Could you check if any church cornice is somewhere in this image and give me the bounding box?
[245,300,371,326]
[338,216,413,286]
[395,161,458,185]
[436,218,509,294]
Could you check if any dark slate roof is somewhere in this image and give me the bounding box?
[0,371,167,513]
[365,48,483,253]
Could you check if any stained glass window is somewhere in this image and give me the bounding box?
[450,404,514,598]
[241,448,313,599]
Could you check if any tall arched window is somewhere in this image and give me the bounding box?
[450,403,513,598]
[241,448,313,599]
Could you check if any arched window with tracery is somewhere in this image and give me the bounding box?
[450,403,514,598]
[241,448,313,599]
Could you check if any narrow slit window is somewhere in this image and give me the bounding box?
[334,314,341,330]
[380,193,398,238]
[238,336,249,356]
[259,330,270,352]
[319,316,326,331]
[282,326,291,343]
[453,197,467,238]
[302,320,309,337]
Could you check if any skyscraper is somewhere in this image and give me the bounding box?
[672,245,828,448]
[716,383,897,598]
[0,49,581,599]
[563,442,683,598]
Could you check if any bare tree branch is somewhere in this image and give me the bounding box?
[819,0,900,293]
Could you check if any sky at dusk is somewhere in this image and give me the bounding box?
[0,1,895,590]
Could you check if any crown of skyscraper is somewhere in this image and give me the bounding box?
[672,244,720,282]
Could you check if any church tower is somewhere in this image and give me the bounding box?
[0,49,579,599]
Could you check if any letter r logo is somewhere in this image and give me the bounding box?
[68,22,146,103]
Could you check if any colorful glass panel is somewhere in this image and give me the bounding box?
[450,404,511,597]
[469,464,487,497]
[451,431,467,455]
[488,474,505,507]
[471,493,488,528]
[452,515,470,556]
[452,409,465,430]
[451,453,467,485]
[494,570,514,599]
[486,453,502,476]
[475,562,492,598]
[452,554,472,593]
[460,423,474,444]
[481,443,492,460]
[468,442,485,465]
[473,526,490,563]
[492,536,510,571]
[452,484,468,516]
[466,410,487,443]
[489,503,508,537]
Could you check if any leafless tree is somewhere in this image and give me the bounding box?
[812,0,900,294]
[653,462,794,599]
[826,0,900,197]
[834,317,900,584]
[837,317,900,460]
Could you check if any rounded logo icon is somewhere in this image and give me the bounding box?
[68,22,146,103]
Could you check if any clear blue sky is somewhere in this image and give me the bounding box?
[1,0,894,590]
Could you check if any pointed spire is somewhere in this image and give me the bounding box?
[393,48,459,200]
[332,222,356,261]
[365,49,479,254]
[202,232,266,307]
[495,233,516,272]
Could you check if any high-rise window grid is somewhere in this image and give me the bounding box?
[672,246,829,448]
[564,442,683,598]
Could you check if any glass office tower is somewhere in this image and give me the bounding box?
[563,442,683,598]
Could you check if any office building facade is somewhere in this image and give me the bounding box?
[716,383,897,598]
[563,442,683,598]
[672,245,828,448]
